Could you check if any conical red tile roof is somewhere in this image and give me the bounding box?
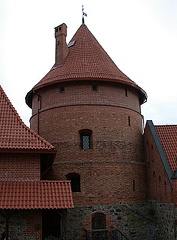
[0,85,56,152]
[26,24,147,107]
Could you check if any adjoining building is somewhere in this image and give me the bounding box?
[0,21,177,240]
[0,85,73,239]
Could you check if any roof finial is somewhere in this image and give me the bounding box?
[82,5,87,25]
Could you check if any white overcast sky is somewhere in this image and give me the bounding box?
[0,0,177,126]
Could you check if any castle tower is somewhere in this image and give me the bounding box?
[26,23,148,239]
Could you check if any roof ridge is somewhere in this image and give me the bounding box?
[0,85,23,122]
[155,124,177,127]
[147,120,173,185]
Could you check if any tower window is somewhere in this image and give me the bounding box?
[133,180,135,191]
[66,173,81,192]
[128,116,131,126]
[37,94,41,110]
[60,87,65,93]
[79,129,92,149]
[82,135,90,149]
[125,88,128,97]
[92,85,97,91]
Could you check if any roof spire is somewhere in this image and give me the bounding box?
[82,5,87,25]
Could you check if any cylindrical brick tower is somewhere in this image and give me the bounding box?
[26,23,148,239]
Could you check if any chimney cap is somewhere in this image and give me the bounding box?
[55,23,67,36]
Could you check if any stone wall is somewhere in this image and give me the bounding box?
[151,201,176,240]
[66,202,159,240]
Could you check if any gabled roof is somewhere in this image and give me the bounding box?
[0,181,74,209]
[0,85,55,152]
[155,125,177,172]
[146,120,177,185]
[26,24,147,107]
[146,120,173,185]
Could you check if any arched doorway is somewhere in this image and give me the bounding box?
[92,213,106,240]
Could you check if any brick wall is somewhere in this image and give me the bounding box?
[31,81,141,133]
[143,123,177,239]
[0,210,42,240]
[52,161,146,205]
[144,123,173,203]
[30,81,146,206]
[0,153,41,181]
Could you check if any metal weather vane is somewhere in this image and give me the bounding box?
[82,5,87,24]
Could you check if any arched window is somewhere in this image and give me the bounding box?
[66,173,81,192]
[92,213,106,230]
[79,129,92,149]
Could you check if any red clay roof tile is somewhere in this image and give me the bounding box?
[0,181,74,209]
[0,85,55,152]
[26,24,147,107]
[155,125,177,172]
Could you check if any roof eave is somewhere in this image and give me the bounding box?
[0,149,57,154]
[146,120,173,186]
[26,77,147,108]
[25,89,33,108]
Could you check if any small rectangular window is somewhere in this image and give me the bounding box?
[133,180,135,191]
[80,129,92,150]
[92,85,97,91]
[60,87,65,93]
[82,135,90,149]
[38,95,41,109]
[125,88,128,97]
[128,116,131,126]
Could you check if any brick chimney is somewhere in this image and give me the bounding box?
[55,23,68,65]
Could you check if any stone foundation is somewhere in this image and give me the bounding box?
[151,201,176,240]
[66,201,176,240]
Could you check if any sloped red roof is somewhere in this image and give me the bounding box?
[0,85,55,152]
[155,125,177,172]
[0,181,74,209]
[26,24,147,107]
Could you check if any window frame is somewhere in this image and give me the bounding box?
[79,129,92,150]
